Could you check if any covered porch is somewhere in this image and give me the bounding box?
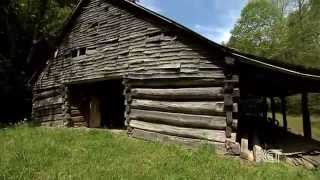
[229,53,320,168]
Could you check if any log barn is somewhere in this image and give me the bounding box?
[31,0,320,160]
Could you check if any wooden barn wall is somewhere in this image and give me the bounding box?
[32,0,238,135]
[123,77,239,150]
[32,87,65,126]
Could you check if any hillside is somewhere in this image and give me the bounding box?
[1,126,319,179]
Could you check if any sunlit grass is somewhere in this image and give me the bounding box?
[1,126,319,179]
[269,113,320,141]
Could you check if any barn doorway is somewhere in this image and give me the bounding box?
[70,80,125,129]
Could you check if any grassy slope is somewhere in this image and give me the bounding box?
[278,114,320,141]
[1,127,319,180]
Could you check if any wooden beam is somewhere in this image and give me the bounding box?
[129,120,236,143]
[130,128,227,154]
[281,96,287,130]
[129,109,237,130]
[224,81,234,138]
[131,87,224,100]
[131,99,225,116]
[302,93,312,139]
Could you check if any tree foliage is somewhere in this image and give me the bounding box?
[228,0,320,114]
[0,0,77,123]
[228,0,285,58]
[228,0,319,68]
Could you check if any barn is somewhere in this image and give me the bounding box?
[31,0,320,164]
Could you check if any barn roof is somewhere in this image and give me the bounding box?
[54,0,320,83]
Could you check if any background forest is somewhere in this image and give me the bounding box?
[0,0,319,123]
[228,0,320,115]
[0,0,78,123]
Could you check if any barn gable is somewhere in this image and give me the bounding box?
[34,0,226,90]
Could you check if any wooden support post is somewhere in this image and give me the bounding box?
[224,56,237,139]
[224,81,234,138]
[270,97,276,124]
[281,96,287,130]
[123,79,132,127]
[302,93,311,139]
[62,85,72,127]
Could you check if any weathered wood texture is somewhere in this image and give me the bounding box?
[129,120,236,143]
[124,77,238,144]
[131,87,224,100]
[129,128,227,154]
[131,99,225,116]
[33,0,224,91]
[130,109,237,130]
[32,87,64,125]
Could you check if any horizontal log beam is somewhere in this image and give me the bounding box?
[71,116,86,123]
[130,109,237,130]
[34,114,64,122]
[131,99,225,116]
[131,87,224,100]
[33,89,61,101]
[33,107,62,118]
[40,120,65,127]
[33,96,63,109]
[129,120,236,143]
[130,128,227,154]
[125,78,224,88]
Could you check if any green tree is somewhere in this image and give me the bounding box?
[0,0,77,123]
[286,0,320,67]
[228,0,285,59]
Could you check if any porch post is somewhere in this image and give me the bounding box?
[224,56,236,138]
[302,92,311,139]
[281,96,287,130]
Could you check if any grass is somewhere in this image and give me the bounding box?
[1,126,320,180]
[270,113,320,141]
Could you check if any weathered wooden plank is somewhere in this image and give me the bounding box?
[71,116,86,123]
[33,96,63,109]
[130,109,234,130]
[129,120,236,143]
[130,128,227,154]
[33,107,62,118]
[131,99,224,116]
[131,87,224,100]
[34,114,64,122]
[33,89,61,100]
[40,120,65,127]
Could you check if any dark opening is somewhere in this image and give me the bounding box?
[100,80,125,129]
[71,49,78,58]
[79,47,87,56]
[70,80,125,129]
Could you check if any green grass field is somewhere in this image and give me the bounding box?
[1,126,320,180]
[273,113,320,141]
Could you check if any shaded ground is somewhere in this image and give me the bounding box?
[1,126,320,180]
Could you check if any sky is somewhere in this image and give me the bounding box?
[137,0,247,44]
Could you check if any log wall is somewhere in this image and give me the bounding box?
[124,77,238,150]
[32,87,65,127]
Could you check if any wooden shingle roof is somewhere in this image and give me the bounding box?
[55,0,320,82]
